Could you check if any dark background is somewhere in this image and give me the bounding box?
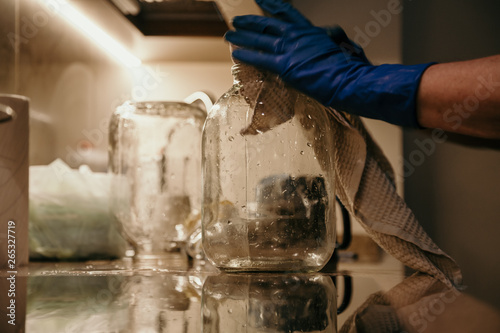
[403,0,500,310]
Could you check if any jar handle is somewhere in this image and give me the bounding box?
[0,103,16,124]
[332,274,353,315]
[184,91,213,114]
[336,198,352,250]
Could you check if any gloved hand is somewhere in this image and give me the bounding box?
[224,0,435,127]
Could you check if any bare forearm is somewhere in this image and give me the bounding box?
[417,55,500,139]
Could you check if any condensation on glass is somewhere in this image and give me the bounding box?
[202,274,337,332]
[202,65,337,272]
[109,101,206,260]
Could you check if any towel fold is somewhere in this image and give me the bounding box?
[238,64,462,288]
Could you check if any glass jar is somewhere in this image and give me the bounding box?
[202,65,337,272]
[202,273,337,333]
[109,100,206,260]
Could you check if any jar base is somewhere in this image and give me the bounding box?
[216,258,326,273]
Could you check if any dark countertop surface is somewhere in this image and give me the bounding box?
[2,253,499,333]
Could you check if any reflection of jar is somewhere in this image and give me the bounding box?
[202,274,337,333]
[121,274,201,333]
[202,65,336,272]
[109,101,206,259]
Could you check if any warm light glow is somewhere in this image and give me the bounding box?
[40,0,142,68]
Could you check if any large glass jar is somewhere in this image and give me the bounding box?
[202,274,337,333]
[109,100,206,260]
[202,65,336,272]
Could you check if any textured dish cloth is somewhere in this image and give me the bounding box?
[237,63,462,288]
[339,273,457,333]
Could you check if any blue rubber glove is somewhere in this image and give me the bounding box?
[224,0,435,127]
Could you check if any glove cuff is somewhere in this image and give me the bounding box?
[332,62,437,128]
[380,62,437,128]
[368,62,437,127]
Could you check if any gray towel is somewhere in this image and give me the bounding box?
[237,64,462,288]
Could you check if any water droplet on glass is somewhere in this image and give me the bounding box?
[228,136,234,141]
[307,114,312,120]
[300,151,304,155]
[307,142,312,147]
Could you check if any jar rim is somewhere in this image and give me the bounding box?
[120,100,206,118]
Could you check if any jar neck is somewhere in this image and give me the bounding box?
[231,63,266,86]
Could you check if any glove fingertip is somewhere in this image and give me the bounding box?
[232,49,281,75]
[223,30,235,42]
[256,0,292,13]
[256,0,311,26]
[231,15,245,26]
[231,48,248,61]
[232,15,263,29]
[232,49,262,67]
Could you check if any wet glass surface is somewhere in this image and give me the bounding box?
[1,254,499,333]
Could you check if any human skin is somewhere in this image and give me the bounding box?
[417,55,500,139]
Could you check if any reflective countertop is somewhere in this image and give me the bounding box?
[2,254,499,333]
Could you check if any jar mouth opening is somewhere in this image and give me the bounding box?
[121,100,206,118]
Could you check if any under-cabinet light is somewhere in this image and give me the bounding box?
[39,0,142,68]
[110,0,140,16]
